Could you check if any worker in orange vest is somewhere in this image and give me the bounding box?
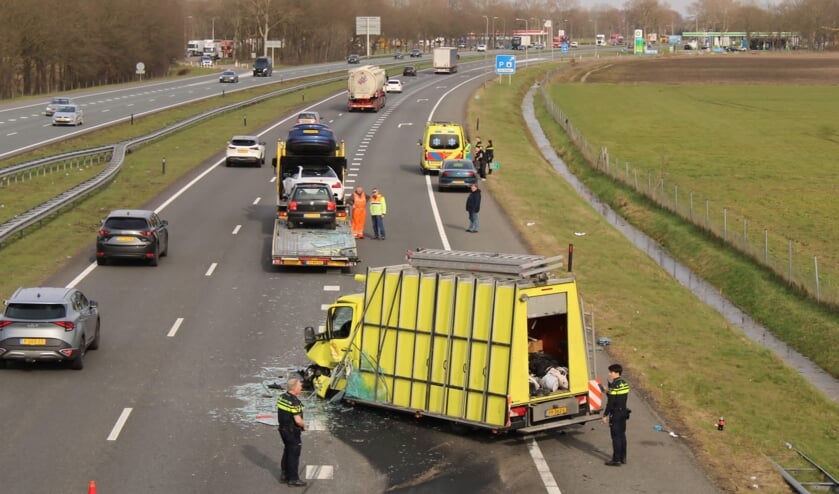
[347,186,369,239]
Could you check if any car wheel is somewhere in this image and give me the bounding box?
[70,343,85,370]
[286,221,295,230]
[161,239,168,257]
[96,256,107,266]
[226,159,231,167]
[89,320,101,350]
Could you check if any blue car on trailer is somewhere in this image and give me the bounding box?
[286,124,338,155]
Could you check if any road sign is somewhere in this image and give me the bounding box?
[495,55,516,75]
[135,62,145,75]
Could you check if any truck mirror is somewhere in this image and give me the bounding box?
[304,326,316,345]
[271,157,277,168]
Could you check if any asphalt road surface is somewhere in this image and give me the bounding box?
[0,60,719,493]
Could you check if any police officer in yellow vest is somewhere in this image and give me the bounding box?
[601,363,630,466]
[277,377,307,486]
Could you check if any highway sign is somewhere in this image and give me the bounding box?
[495,55,516,75]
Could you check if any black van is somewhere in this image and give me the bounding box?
[253,57,273,77]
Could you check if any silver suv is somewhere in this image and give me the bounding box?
[0,287,100,370]
[96,209,169,266]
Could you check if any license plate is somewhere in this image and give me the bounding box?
[545,406,568,418]
[303,213,321,218]
[237,149,250,154]
[117,236,134,242]
[303,130,319,134]
[21,338,46,345]
[452,180,464,184]
[307,260,324,265]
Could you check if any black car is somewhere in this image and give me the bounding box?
[286,123,337,155]
[409,49,422,58]
[347,54,360,64]
[96,209,169,266]
[286,183,337,229]
[253,56,273,77]
[403,65,417,76]
[394,52,404,59]
[437,159,478,191]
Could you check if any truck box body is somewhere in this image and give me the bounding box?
[347,65,387,112]
[303,249,602,433]
[433,47,458,73]
[271,137,357,270]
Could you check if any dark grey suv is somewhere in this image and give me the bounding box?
[0,287,100,370]
[96,209,169,266]
[253,56,273,77]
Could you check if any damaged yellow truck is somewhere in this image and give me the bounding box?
[302,249,604,434]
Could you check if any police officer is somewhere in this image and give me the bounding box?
[601,363,630,466]
[277,377,307,486]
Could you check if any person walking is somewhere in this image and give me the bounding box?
[601,363,630,466]
[369,188,387,240]
[465,184,481,232]
[484,139,495,175]
[347,186,369,239]
[277,377,307,486]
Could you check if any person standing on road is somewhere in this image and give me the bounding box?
[601,363,630,466]
[473,144,487,180]
[465,184,481,233]
[369,188,387,240]
[277,377,307,486]
[347,186,369,239]
[485,139,495,175]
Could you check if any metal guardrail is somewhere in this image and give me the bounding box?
[0,74,346,246]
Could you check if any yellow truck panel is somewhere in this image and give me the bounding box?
[302,249,601,433]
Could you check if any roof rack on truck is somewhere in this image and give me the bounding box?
[406,248,565,280]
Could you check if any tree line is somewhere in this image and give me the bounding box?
[1,0,836,100]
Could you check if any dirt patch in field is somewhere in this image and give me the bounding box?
[554,52,839,85]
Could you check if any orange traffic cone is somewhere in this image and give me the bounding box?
[88,480,97,494]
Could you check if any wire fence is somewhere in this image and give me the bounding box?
[537,75,838,307]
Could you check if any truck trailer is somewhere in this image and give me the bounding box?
[347,65,386,112]
[301,248,603,434]
[432,47,459,73]
[270,134,358,271]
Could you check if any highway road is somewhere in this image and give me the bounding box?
[0,59,718,493]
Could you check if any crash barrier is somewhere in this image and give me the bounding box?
[0,74,345,248]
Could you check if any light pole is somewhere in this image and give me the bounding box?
[492,16,498,49]
[482,15,489,58]
[515,18,528,61]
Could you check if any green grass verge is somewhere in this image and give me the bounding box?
[467,63,839,492]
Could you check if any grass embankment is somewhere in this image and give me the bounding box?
[0,74,346,297]
[467,63,839,493]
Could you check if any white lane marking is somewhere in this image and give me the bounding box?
[305,464,334,480]
[205,263,218,276]
[232,224,242,235]
[320,304,330,311]
[252,197,261,205]
[527,437,562,494]
[107,408,133,441]
[167,317,185,337]
[324,285,340,291]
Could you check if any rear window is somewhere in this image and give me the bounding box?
[444,160,472,169]
[300,167,336,178]
[231,138,258,146]
[5,303,66,320]
[104,217,149,230]
[293,186,331,201]
[428,133,461,150]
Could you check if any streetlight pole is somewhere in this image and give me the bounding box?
[482,15,488,59]
[515,18,528,61]
[492,16,498,49]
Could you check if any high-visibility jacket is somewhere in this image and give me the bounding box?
[369,194,387,216]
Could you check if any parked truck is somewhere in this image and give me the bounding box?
[300,248,604,434]
[270,133,359,271]
[432,47,458,73]
[347,65,387,112]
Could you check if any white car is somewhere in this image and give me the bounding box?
[570,41,578,48]
[45,97,74,116]
[385,79,403,93]
[225,135,266,167]
[282,165,345,202]
[476,44,487,52]
[201,56,213,68]
[52,104,84,126]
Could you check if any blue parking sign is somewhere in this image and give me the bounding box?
[495,55,516,75]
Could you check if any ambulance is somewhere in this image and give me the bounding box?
[301,249,604,434]
[418,121,466,174]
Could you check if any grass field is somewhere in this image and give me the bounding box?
[467,54,839,492]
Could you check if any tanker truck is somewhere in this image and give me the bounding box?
[347,65,386,112]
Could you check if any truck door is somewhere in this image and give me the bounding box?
[329,305,354,339]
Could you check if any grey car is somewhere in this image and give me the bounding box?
[0,287,100,370]
[96,209,169,266]
[44,97,74,116]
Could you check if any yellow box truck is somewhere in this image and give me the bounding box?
[301,248,603,434]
